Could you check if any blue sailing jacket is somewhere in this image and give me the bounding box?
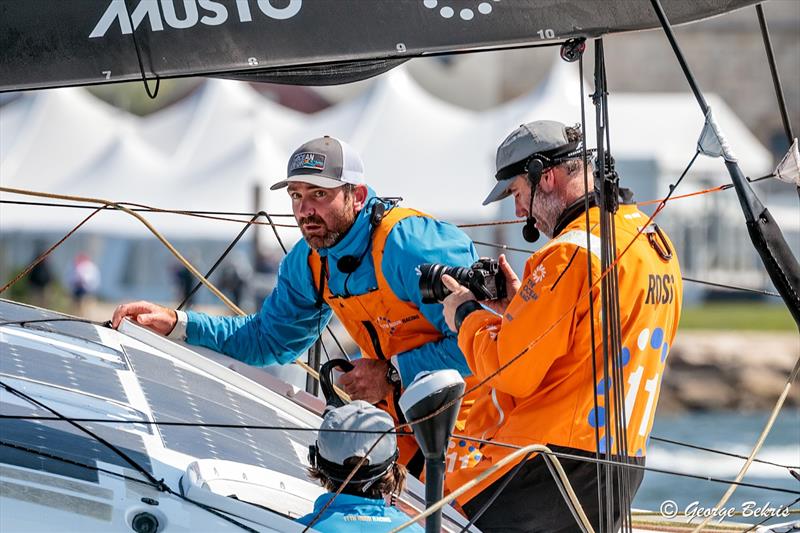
[296,493,424,532]
[185,189,478,383]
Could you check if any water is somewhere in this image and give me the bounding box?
[633,409,800,527]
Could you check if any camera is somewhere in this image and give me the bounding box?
[419,258,507,304]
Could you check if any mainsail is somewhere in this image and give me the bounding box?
[1,0,759,91]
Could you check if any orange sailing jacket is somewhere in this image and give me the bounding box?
[445,203,682,505]
[309,207,482,467]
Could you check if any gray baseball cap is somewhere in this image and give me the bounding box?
[317,400,397,468]
[483,120,576,205]
[270,135,365,190]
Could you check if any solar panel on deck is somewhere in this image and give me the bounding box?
[1,342,128,403]
[0,404,152,483]
[124,345,312,478]
[0,300,104,344]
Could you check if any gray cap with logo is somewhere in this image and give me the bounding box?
[270,135,365,190]
[317,400,397,467]
[483,120,575,205]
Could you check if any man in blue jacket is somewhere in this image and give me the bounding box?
[112,136,478,469]
[297,400,423,532]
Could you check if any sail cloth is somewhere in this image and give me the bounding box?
[0,0,759,92]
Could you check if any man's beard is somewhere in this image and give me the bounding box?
[299,208,356,250]
[532,189,567,239]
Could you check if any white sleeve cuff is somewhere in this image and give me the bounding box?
[168,310,188,341]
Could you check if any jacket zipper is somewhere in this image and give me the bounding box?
[361,320,386,360]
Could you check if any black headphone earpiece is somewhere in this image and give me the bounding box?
[523,157,543,243]
[527,157,545,185]
[337,201,386,274]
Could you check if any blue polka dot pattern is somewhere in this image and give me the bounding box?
[596,378,610,395]
[468,446,475,452]
[588,406,605,428]
[650,328,664,350]
[621,347,630,366]
[598,435,614,454]
[459,440,466,447]
[661,342,669,362]
[635,448,643,457]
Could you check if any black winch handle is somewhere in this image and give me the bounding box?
[319,359,354,408]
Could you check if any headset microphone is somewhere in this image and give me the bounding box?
[522,157,543,243]
[522,217,540,243]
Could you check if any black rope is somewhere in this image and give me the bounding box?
[649,435,800,470]
[579,51,606,533]
[742,495,800,533]
[124,0,160,99]
[0,317,111,328]
[0,415,413,435]
[449,435,800,496]
[682,276,781,298]
[0,440,260,532]
[458,452,535,533]
[0,199,295,218]
[756,4,794,143]
[178,212,262,310]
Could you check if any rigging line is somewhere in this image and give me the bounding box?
[472,240,537,254]
[649,435,800,471]
[0,416,414,436]
[6,412,797,474]
[391,444,596,533]
[0,440,260,533]
[682,277,781,298]
[649,1,800,528]
[124,0,159,99]
[0,187,244,316]
[457,219,524,228]
[0,198,299,228]
[419,39,565,59]
[0,186,333,393]
[0,318,111,328]
[0,440,158,487]
[742,496,800,533]
[579,51,606,533]
[0,206,104,294]
[178,211,262,310]
[756,4,794,144]
[448,436,800,496]
[0,379,163,489]
[6,411,798,475]
[593,36,622,531]
[693,354,800,533]
[456,452,536,533]
[756,2,800,206]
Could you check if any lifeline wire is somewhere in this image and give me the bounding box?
[3,414,797,483]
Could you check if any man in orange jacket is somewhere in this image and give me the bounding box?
[440,120,682,532]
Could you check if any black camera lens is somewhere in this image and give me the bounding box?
[419,263,472,303]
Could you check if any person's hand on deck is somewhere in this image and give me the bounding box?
[112,301,178,335]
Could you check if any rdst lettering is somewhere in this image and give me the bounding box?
[645,274,675,305]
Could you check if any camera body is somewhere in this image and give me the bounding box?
[419,258,507,304]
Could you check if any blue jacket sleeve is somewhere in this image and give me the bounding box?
[380,216,479,383]
[185,241,332,366]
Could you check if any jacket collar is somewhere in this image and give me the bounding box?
[312,492,386,511]
[552,192,598,237]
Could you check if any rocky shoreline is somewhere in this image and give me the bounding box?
[658,331,800,412]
